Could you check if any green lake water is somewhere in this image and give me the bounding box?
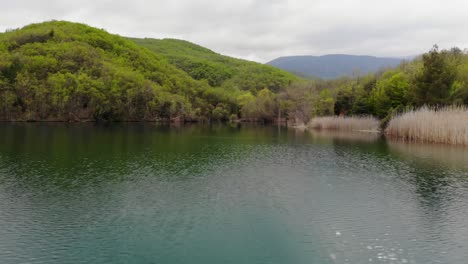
[0,124,467,264]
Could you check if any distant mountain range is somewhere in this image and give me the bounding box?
[267,54,406,79]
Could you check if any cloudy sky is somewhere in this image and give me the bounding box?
[1,0,467,62]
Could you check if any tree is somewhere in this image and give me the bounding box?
[256,88,277,121]
[412,45,457,106]
[450,63,468,104]
[314,89,334,116]
[211,103,230,121]
[334,89,353,116]
[370,71,409,118]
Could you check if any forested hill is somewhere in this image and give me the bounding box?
[267,54,404,79]
[0,21,298,122]
[129,38,297,90]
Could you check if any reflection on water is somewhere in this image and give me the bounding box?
[388,139,468,170]
[308,129,381,143]
[387,140,468,227]
[0,124,468,264]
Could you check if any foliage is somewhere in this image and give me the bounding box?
[237,88,278,122]
[297,46,468,126]
[314,89,334,116]
[277,82,316,123]
[410,46,458,106]
[1,21,467,125]
[0,21,298,122]
[369,71,410,119]
[129,38,298,93]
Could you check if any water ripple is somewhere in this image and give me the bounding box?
[0,124,467,263]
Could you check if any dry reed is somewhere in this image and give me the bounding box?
[308,116,380,132]
[385,106,468,145]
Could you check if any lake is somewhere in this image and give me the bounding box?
[0,124,467,264]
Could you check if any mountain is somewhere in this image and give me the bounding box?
[267,54,405,79]
[0,21,297,122]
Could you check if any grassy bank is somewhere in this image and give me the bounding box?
[308,116,380,132]
[385,107,468,145]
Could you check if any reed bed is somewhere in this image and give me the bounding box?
[308,116,380,132]
[385,106,468,145]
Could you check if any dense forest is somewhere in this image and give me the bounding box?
[1,21,467,124]
[0,21,297,122]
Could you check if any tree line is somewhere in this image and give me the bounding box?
[1,21,467,124]
[274,45,468,126]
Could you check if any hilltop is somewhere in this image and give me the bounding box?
[129,38,297,91]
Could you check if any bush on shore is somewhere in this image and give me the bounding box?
[385,106,468,145]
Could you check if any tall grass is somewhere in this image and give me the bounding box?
[308,116,380,132]
[385,106,468,145]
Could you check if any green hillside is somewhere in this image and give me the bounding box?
[0,21,298,122]
[129,38,298,91]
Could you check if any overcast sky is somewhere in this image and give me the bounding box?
[1,0,467,62]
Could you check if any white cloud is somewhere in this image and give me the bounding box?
[1,0,467,62]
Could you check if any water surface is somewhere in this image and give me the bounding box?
[0,124,467,264]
